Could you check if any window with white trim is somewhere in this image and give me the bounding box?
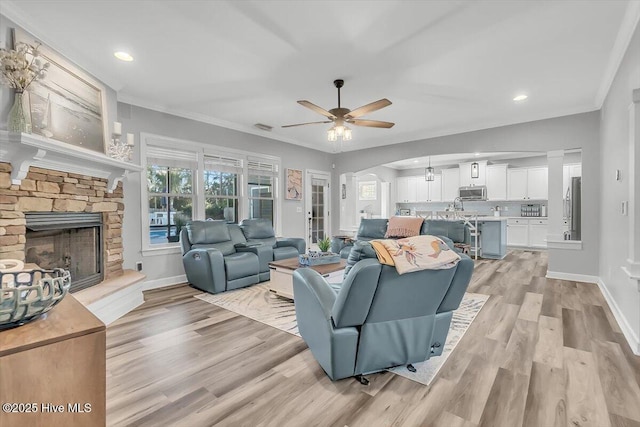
[141,135,282,249]
[203,155,242,223]
[247,159,278,225]
[146,146,197,245]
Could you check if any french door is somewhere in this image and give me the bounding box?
[305,170,331,250]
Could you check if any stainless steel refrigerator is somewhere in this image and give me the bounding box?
[564,177,581,240]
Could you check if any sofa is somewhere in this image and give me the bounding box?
[180,220,305,294]
[293,240,474,381]
[331,218,471,258]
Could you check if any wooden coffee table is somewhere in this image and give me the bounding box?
[268,257,347,299]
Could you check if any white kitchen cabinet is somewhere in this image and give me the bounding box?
[396,177,411,203]
[527,167,548,200]
[416,176,429,202]
[459,161,487,187]
[507,167,548,200]
[442,168,460,201]
[528,218,548,248]
[427,174,442,202]
[486,164,507,201]
[507,169,528,200]
[506,219,529,246]
[397,175,441,203]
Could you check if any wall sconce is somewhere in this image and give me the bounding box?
[471,161,479,179]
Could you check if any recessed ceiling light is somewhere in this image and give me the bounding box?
[114,51,134,62]
[513,94,528,102]
[413,160,419,163]
[475,152,480,156]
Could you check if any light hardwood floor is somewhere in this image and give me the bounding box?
[106,250,640,427]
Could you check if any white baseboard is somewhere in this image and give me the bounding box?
[143,274,187,291]
[597,278,640,356]
[546,271,599,283]
[85,281,145,326]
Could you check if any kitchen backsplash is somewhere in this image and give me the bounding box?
[396,200,548,217]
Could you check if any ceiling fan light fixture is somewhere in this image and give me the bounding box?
[327,127,337,142]
[343,127,352,141]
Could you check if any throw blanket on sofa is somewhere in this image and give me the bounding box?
[371,235,461,274]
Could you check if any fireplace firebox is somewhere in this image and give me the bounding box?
[25,212,103,293]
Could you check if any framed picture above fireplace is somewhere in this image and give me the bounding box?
[13,28,109,154]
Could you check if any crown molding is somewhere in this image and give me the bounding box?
[595,0,640,108]
[116,94,332,153]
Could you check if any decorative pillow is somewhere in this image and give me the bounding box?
[384,216,424,238]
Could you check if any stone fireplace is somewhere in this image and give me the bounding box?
[25,212,104,292]
[0,162,125,288]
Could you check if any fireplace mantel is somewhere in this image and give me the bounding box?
[0,131,143,192]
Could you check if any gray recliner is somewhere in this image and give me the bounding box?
[181,220,273,293]
[239,219,306,261]
[293,241,474,381]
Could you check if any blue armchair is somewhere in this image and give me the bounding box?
[293,241,474,381]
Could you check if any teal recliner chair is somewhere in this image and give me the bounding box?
[293,241,474,383]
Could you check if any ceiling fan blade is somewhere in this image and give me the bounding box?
[297,100,337,119]
[348,119,395,128]
[345,99,392,119]
[281,120,333,128]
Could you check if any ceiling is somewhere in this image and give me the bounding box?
[2,1,636,153]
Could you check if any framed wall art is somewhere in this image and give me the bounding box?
[285,168,303,200]
[14,28,109,153]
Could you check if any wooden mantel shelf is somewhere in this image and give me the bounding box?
[0,131,143,192]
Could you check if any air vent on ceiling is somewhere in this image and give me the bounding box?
[254,123,273,131]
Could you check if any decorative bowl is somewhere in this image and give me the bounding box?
[0,268,71,330]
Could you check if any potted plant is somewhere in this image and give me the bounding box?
[317,236,331,253]
[168,214,187,243]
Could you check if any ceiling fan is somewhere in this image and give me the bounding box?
[282,79,394,141]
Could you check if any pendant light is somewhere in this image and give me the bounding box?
[471,161,479,179]
[425,156,435,182]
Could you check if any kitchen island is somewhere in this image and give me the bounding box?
[418,211,508,260]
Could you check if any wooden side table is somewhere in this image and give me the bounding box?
[269,258,347,299]
[0,295,106,427]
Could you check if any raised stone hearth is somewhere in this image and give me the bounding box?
[0,162,125,281]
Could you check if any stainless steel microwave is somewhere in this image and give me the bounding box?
[459,186,487,201]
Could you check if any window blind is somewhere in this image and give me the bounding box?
[204,155,243,174]
[146,146,198,169]
[247,158,279,177]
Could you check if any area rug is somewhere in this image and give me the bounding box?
[195,283,488,385]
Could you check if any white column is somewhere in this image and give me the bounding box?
[547,150,565,243]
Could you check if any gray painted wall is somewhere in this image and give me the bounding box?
[332,111,601,276]
[599,22,640,342]
[119,103,333,281]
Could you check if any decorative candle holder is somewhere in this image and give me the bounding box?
[108,133,133,162]
[107,122,135,162]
